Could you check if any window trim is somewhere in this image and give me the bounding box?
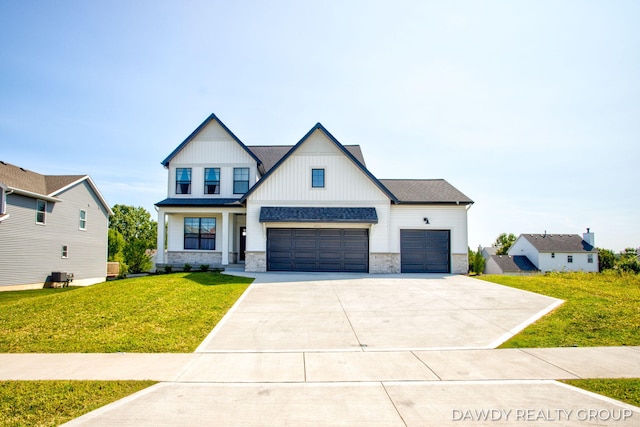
[233,167,250,194]
[79,209,87,230]
[36,199,46,224]
[62,245,68,259]
[204,167,221,195]
[311,168,325,188]
[184,217,216,250]
[567,255,573,263]
[588,254,594,264]
[175,167,192,195]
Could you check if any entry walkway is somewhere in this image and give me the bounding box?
[2,273,639,425]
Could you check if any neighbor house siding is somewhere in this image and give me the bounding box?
[509,237,540,268]
[537,252,598,273]
[0,181,109,287]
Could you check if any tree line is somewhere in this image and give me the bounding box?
[108,205,157,276]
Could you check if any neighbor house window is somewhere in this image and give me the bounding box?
[62,245,68,258]
[551,253,555,258]
[79,210,87,230]
[312,168,325,188]
[588,254,594,264]
[184,218,216,250]
[36,199,46,224]
[567,255,573,263]
[176,168,192,194]
[0,182,6,215]
[233,168,249,194]
[204,168,220,194]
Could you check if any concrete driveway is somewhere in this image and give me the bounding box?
[196,273,563,352]
[62,273,640,426]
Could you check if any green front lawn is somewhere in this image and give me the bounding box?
[0,272,252,353]
[562,379,640,408]
[478,272,640,348]
[0,380,156,427]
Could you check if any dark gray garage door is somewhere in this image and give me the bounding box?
[267,228,369,272]
[400,229,450,273]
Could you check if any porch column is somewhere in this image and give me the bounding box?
[156,209,166,264]
[221,211,229,265]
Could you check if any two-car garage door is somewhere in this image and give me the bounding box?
[267,228,369,272]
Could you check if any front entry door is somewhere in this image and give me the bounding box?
[239,227,246,262]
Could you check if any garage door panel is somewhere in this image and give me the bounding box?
[401,229,450,273]
[267,228,368,273]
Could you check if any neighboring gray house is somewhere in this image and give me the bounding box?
[507,229,598,273]
[0,161,113,290]
[484,255,538,275]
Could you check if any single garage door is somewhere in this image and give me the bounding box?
[401,229,450,273]
[267,228,369,272]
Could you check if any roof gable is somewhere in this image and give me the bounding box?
[241,123,398,203]
[161,113,261,168]
[247,144,366,172]
[519,233,596,253]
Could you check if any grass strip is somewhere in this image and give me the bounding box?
[478,272,640,348]
[0,272,252,353]
[0,380,156,427]
[562,378,640,408]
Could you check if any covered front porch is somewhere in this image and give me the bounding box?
[156,202,247,270]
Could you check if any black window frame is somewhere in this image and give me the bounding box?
[184,217,216,250]
[567,255,573,263]
[233,168,249,194]
[176,168,192,194]
[204,167,221,195]
[312,168,325,188]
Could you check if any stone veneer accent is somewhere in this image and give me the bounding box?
[369,253,400,273]
[451,253,468,274]
[245,251,266,272]
[167,251,222,267]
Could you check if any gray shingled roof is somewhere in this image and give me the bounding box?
[155,198,242,207]
[378,179,473,204]
[0,161,84,196]
[489,255,538,272]
[520,234,597,253]
[259,207,378,223]
[247,145,366,172]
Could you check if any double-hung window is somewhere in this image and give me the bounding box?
[79,210,87,230]
[176,168,192,194]
[567,255,573,263]
[36,199,46,224]
[204,168,220,194]
[0,182,6,216]
[588,254,594,264]
[312,168,325,188]
[184,218,216,250]
[62,245,68,259]
[233,168,249,194]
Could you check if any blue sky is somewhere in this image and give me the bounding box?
[1,1,638,251]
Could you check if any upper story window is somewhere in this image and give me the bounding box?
[176,168,192,194]
[567,255,573,263]
[36,199,46,224]
[184,217,216,250]
[204,168,220,194]
[233,168,249,194]
[0,182,6,215]
[79,210,87,230]
[312,168,325,188]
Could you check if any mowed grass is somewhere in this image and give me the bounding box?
[0,380,156,427]
[562,379,640,408]
[478,272,640,348]
[0,272,252,353]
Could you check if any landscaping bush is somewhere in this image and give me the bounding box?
[199,264,209,272]
[183,263,192,272]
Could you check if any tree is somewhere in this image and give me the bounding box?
[468,247,486,275]
[494,233,517,255]
[597,248,615,271]
[617,248,640,274]
[108,205,157,275]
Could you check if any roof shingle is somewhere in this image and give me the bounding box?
[520,234,597,253]
[0,161,84,196]
[379,179,473,204]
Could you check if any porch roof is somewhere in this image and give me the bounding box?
[155,198,243,207]
[259,207,378,224]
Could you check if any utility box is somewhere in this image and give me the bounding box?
[51,272,68,282]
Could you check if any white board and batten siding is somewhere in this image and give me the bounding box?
[0,181,109,288]
[245,129,392,252]
[166,121,258,198]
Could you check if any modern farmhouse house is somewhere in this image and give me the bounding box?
[155,113,473,274]
[0,161,112,290]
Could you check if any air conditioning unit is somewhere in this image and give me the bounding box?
[51,272,68,282]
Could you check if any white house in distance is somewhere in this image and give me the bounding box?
[155,113,473,274]
[0,161,112,290]
[507,229,599,273]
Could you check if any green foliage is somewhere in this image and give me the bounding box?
[617,248,640,274]
[199,264,209,272]
[183,263,192,272]
[107,229,125,261]
[479,272,640,348]
[109,205,157,248]
[597,248,616,271]
[562,379,640,408]
[122,240,152,274]
[0,272,252,353]
[468,247,486,275]
[164,265,172,274]
[0,380,155,427]
[494,232,517,255]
